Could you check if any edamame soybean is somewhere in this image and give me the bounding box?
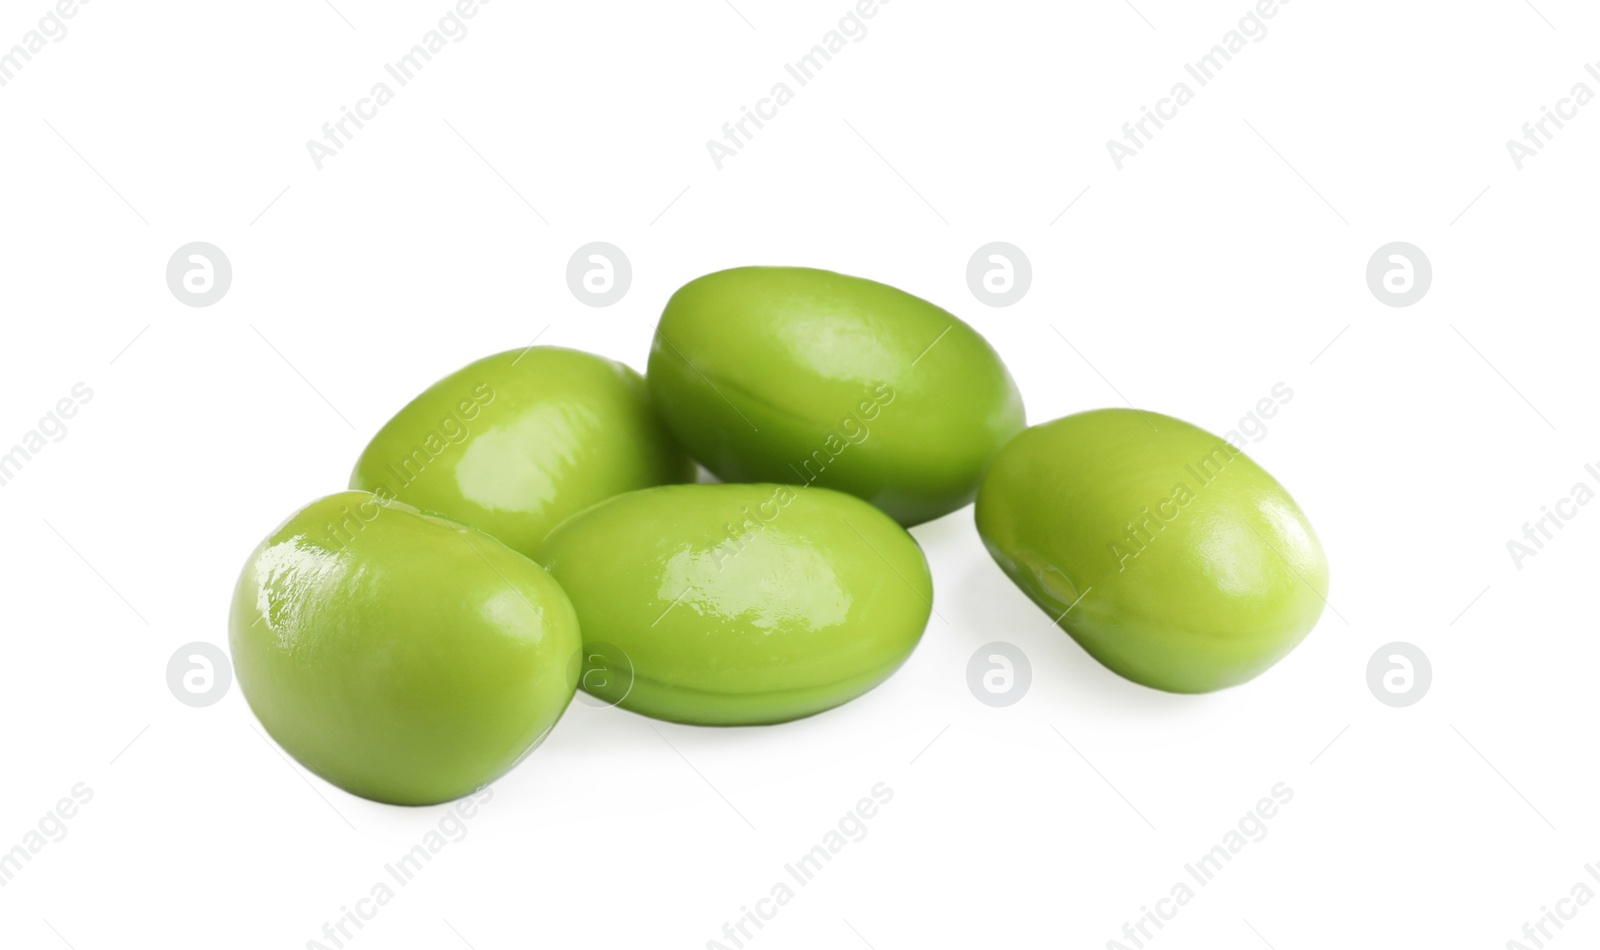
[647,267,1025,526]
[229,491,581,805]
[351,346,694,559]
[536,483,934,725]
[975,408,1329,693]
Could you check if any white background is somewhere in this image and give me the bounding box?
[1,0,1596,947]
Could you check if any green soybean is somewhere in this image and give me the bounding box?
[976,408,1329,693]
[647,267,1025,526]
[229,492,581,805]
[351,346,693,560]
[536,483,934,725]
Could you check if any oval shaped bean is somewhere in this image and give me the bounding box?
[647,267,1025,526]
[229,491,581,805]
[976,408,1328,693]
[536,483,933,725]
[351,346,694,559]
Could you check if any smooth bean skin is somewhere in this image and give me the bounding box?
[647,267,1025,527]
[229,492,581,805]
[536,483,933,725]
[351,346,694,560]
[975,409,1328,693]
